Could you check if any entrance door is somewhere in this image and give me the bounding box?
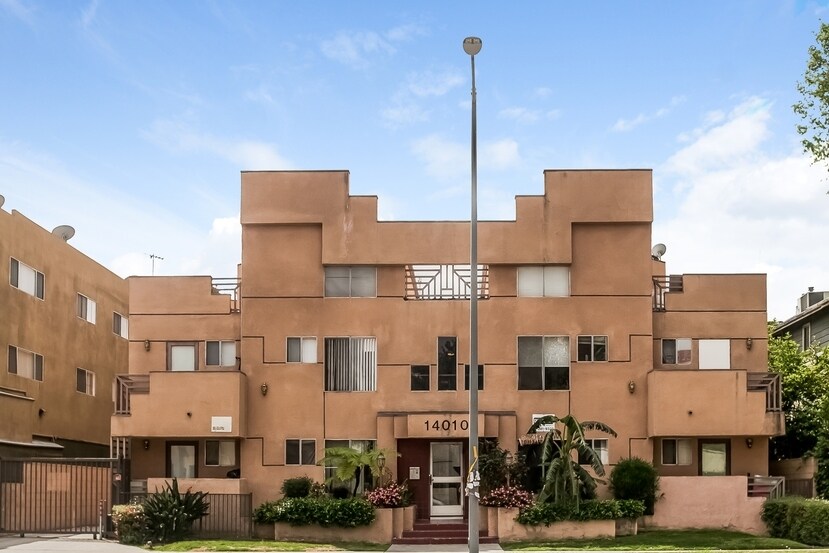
[430,442,463,517]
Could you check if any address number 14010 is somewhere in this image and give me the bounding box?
[425,419,469,432]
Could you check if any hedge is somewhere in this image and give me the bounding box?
[762,496,829,546]
[253,497,375,528]
[515,499,645,526]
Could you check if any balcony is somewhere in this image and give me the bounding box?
[404,264,490,300]
[652,275,683,311]
[111,371,246,438]
[647,370,784,437]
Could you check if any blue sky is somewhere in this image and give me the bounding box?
[1,0,828,320]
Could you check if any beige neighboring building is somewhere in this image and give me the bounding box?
[112,169,784,520]
[1,207,128,458]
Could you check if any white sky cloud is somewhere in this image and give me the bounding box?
[613,95,686,132]
[411,135,521,179]
[406,69,464,97]
[654,96,829,320]
[320,24,422,69]
[0,0,34,24]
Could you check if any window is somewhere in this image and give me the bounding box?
[323,439,375,493]
[517,266,569,297]
[464,364,484,390]
[8,346,43,381]
[168,343,197,371]
[113,313,129,338]
[168,443,197,478]
[287,337,317,363]
[518,336,569,390]
[324,266,376,297]
[437,336,457,391]
[206,340,236,367]
[324,337,376,391]
[577,336,607,362]
[411,365,430,391]
[10,258,45,299]
[699,339,730,369]
[205,440,236,466]
[75,368,95,395]
[802,323,812,350]
[76,294,96,324]
[286,439,316,465]
[578,439,608,465]
[661,438,692,465]
[699,440,729,476]
[661,338,691,365]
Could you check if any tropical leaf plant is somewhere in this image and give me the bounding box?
[526,414,617,508]
[317,446,398,497]
[143,478,210,543]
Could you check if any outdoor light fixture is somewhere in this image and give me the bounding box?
[144,339,151,351]
[746,337,753,350]
[746,438,754,449]
[628,380,636,394]
[143,439,150,450]
[260,382,269,396]
[464,35,482,553]
[377,452,386,470]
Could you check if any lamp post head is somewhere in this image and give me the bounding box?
[463,37,482,56]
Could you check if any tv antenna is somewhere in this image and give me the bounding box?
[147,253,164,275]
[52,225,76,241]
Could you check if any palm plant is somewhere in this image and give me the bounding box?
[526,414,616,508]
[318,446,397,497]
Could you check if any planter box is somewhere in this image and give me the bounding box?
[615,518,638,536]
[274,507,394,544]
[253,522,274,539]
[402,505,416,531]
[495,507,616,541]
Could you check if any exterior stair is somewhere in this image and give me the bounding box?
[392,520,498,545]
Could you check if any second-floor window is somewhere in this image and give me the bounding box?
[77,294,96,324]
[518,336,569,390]
[577,336,607,361]
[437,336,457,390]
[324,337,376,391]
[286,439,316,465]
[287,337,317,363]
[8,345,44,381]
[517,266,569,297]
[662,338,691,365]
[113,313,129,338]
[76,368,95,396]
[10,258,45,300]
[324,266,376,297]
[168,342,197,371]
[411,365,430,391]
[206,340,236,367]
[699,339,730,369]
[662,438,692,465]
[578,439,608,464]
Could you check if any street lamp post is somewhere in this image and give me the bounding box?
[463,35,482,553]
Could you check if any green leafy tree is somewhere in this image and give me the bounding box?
[794,22,829,178]
[318,446,396,497]
[526,414,616,507]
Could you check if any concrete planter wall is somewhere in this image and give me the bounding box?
[483,506,633,541]
[274,506,414,544]
[253,522,274,539]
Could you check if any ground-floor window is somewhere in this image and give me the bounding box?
[699,440,730,476]
[661,438,692,465]
[167,442,197,478]
[205,440,236,466]
[286,439,316,465]
[578,438,608,465]
[323,439,376,495]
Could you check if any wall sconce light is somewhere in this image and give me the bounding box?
[144,339,151,351]
[627,380,636,394]
[260,383,269,396]
[143,439,150,450]
[38,408,46,417]
[745,438,753,449]
[746,337,753,350]
[377,452,386,470]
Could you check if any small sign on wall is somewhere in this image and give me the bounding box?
[409,466,420,480]
[211,416,232,433]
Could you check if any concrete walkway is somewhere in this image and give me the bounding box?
[0,534,141,552]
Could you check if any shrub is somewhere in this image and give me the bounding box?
[281,476,314,498]
[763,497,829,546]
[366,481,404,508]
[480,485,534,509]
[331,486,350,499]
[515,499,645,526]
[609,457,660,515]
[309,481,328,498]
[255,497,375,527]
[143,479,209,543]
[111,502,146,545]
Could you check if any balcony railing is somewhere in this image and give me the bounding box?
[212,278,241,312]
[114,374,149,415]
[747,372,782,412]
[652,275,683,311]
[748,475,785,499]
[404,264,490,300]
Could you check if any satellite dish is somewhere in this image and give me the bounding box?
[0,194,4,209]
[52,225,76,241]
[651,243,667,260]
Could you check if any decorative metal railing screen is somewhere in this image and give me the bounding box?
[324,337,377,391]
[404,264,490,300]
[652,275,683,311]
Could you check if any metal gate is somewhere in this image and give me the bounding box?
[0,457,125,536]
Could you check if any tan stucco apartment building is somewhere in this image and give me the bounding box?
[2,207,128,458]
[112,169,784,518]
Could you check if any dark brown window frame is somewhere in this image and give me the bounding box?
[697,439,731,476]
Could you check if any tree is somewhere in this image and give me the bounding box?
[794,21,829,187]
[318,446,396,497]
[526,414,616,507]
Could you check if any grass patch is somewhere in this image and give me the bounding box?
[152,539,388,552]
[502,528,810,550]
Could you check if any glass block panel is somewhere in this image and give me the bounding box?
[543,336,569,367]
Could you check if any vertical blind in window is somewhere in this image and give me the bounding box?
[324,337,377,391]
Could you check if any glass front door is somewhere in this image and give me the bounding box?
[430,442,463,517]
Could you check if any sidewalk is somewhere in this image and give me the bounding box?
[0,534,141,551]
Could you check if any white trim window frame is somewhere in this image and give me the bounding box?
[579,438,609,465]
[206,340,236,367]
[517,266,570,297]
[287,337,318,363]
[285,439,316,465]
[661,438,692,465]
[517,335,570,390]
[76,367,95,396]
[802,323,812,350]
[324,337,377,391]
[77,293,97,324]
[324,266,377,298]
[9,258,45,300]
[113,312,129,339]
[8,345,44,382]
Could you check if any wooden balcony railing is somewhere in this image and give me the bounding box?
[114,374,149,415]
[747,372,782,412]
[652,275,683,311]
[748,475,785,499]
[212,277,241,312]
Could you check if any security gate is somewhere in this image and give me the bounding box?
[0,458,125,536]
